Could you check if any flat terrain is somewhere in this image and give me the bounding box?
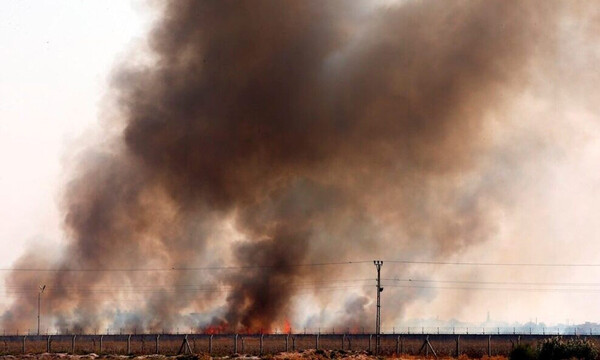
[0,333,566,356]
[0,351,509,360]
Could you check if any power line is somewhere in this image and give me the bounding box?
[10,283,600,298]
[9,280,600,294]
[383,278,600,286]
[384,259,600,267]
[0,261,372,272]
[5,258,600,271]
[1,284,371,296]
[0,279,377,295]
[385,284,600,293]
[0,278,375,290]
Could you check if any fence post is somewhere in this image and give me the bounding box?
[71,335,76,354]
[342,334,345,351]
[292,336,295,351]
[100,335,103,353]
[155,334,159,354]
[456,335,460,357]
[286,334,289,352]
[259,334,264,355]
[22,335,26,354]
[316,333,319,350]
[396,336,400,354]
[127,334,131,354]
[209,334,213,355]
[369,334,372,352]
[488,335,491,356]
[234,334,238,354]
[47,335,51,353]
[348,335,352,351]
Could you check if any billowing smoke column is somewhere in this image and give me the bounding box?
[3,0,561,333]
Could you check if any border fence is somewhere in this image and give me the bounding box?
[0,333,598,356]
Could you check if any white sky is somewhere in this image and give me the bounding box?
[0,1,151,267]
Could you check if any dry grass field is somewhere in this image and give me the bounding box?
[0,333,592,357]
[0,351,510,360]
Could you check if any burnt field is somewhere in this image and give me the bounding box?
[0,334,595,357]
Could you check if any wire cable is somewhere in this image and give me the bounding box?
[384,259,600,267]
[0,260,372,272]
[383,278,600,286]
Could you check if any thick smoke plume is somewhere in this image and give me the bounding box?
[2,0,570,332]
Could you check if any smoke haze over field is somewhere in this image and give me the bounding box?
[4,0,600,333]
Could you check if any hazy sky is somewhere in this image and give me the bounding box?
[0,0,151,267]
[3,1,600,330]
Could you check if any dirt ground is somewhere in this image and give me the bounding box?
[0,350,509,360]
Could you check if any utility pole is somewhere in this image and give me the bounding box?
[374,260,383,354]
[37,285,46,335]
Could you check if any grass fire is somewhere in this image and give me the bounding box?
[3,0,600,358]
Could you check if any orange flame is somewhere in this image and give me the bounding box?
[203,323,228,335]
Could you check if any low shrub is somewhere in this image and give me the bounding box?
[538,337,598,360]
[510,344,538,360]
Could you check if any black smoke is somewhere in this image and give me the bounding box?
[3,0,564,332]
